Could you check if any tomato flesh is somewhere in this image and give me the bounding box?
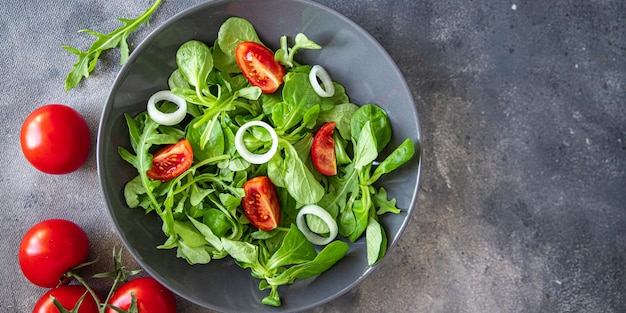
[20,104,90,174]
[235,41,285,93]
[311,122,337,176]
[242,176,281,230]
[19,219,89,288]
[33,285,101,313]
[147,139,193,181]
[105,277,176,313]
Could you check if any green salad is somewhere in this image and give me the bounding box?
[118,17,415,306]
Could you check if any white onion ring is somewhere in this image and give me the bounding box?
[147,90,187,126]
[309,65,335,98]
[235,121,279,164]
[296,204,338,245]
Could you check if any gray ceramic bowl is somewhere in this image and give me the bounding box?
[97,0,421,312]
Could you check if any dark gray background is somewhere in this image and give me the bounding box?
[1,0,624,312]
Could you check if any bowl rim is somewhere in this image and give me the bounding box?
[97,0,423,311]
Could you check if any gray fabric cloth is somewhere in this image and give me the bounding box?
[2,0,625,312]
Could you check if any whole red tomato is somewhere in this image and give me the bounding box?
[19,219,90,288]
[33,285,101,313]
[20,104,90,174]
[106,277,176,313]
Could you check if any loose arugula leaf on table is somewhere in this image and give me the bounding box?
[62,0,161,91]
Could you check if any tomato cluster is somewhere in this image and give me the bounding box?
[19,219,176,313]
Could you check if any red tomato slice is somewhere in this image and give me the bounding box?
[146,139,193,182]
[33,285,101,313]
[105,277,176,313]
[235,41,285,94]
[242,176,281,230]
[311,122,337,176]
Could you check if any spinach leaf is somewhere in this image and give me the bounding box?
[177,239,213,264]
[188,215,223,251]
[217,17,261,56]
[317,102,359,140]
[186,114,225,161]
[350,104,392,152]
[265,225,316,270]
[212,42,241,74]
[352,121,378,170]
[278,72,322,134]
[368,138,415,184]
[347,191,370,242]
[203,208,233,237]
[221,238,260,271]
[280,140,324,204]
[366,216,387,266]
[265,240,349,285]
[176,40,213,88]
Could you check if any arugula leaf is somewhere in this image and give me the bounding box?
[372,187,401,215]
[119,113,179,212]
[62,0,161,91]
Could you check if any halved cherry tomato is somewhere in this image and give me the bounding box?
[105,277,176,313]
[20,104,90,174]
[311,122,337,176]
[242,176,281,230]
[19,219,89,288]
[235,41,285,94]
[33,285,101,313]
[146,139,193,182]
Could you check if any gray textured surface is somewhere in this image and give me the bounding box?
[1,0,624,312]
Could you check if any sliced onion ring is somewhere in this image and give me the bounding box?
[147,90,187,126]
[296,204,338,245]
[309,65,335,98]
[235,121,279,164]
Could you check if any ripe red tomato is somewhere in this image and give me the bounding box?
[242,176,281,230]
[311,122,337,176]
[33,285,101,313]
[20,104,90,174]
[146,139,193,181]
[105,277,176,313]
[19,219,89,288]
[235,41,285,94]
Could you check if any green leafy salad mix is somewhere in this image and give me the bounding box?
[118,17,417,306]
